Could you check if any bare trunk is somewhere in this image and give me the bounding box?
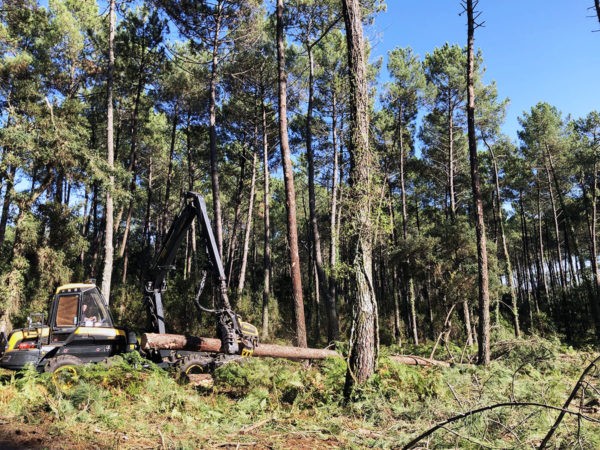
[583,164,600,337]
[163,105,178,240]
[327,92,340,342]
[237,150,257,294]
[448,106,456,218]
[463,300,474,346]
[0,164,16,247]
[409,278,418,344]
[261,99,272,339]
[486,141,520,337]
[209,10,224,258]
[341,0,378,395]
[226,153,247,287]
[276,0,306,347]
[101,0,116,304]
[118,203,133,258]
[143,158,154,248]
[535,187,549,304]
[306,44,335,344]
[466,0,490,365]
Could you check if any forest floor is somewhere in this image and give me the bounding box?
[0,334,599,449]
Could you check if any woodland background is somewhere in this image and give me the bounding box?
[0,0,600,377]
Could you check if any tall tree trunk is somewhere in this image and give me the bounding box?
[535,186,550,305]
[466,0,490,365]
[306,44,335,344]
[341,0,378,396]
[226,152,246,287]
[486,140,520,337]
[163,104,178,240]
[448,105,456,219]
[261,98,272,339]
[581,166,600,337]
[0,164,16,247]
[327,91,340,342]
[209,7,224,258]
[463,300,474,346]
[237,149,257,294]
[544,160,571,339]
[101,0,116,304]
[276,0,307,347]
[143,157,154,248]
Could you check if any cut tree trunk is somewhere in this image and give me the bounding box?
[141,333,451,367]
[141,333,338,360]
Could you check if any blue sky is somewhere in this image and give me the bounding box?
[368,0,600,141]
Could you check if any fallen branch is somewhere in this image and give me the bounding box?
[538,354,600,449]
[240,418,271,435]
[402,401,600,449]
[389,355,450,367]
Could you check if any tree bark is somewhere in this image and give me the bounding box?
[237,149,257,294]
[226,152,247,287]
[261,98,272,339]
[486,140,520,337]
[276,0,307,347]
[341,0,379,395]
[163,104,178,241]
[581,165,600,337]
[209,6,224,258]
[466,0,490,365]
[101,0,116,304]
[305,43,335,345]
[0,164,16,248]
[327,91,340,342]
[448,105,456,218]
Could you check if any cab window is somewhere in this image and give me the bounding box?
[81,289,113,327]
[55,294,79,327]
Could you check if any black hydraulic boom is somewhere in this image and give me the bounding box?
[144,192,231,334]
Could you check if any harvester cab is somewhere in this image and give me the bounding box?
[0,283,135,372]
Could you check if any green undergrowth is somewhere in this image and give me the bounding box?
[0,338,599,449]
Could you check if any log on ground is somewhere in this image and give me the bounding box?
[141,333,340,360]
[389,355,451,367]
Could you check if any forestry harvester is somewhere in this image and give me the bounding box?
[0,192,259,377]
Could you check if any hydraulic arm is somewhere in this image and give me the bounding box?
[143,191,256,356]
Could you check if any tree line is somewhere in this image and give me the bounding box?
[0,0,598,391]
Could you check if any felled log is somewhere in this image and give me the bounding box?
[141,333,451,366]
[141,333,340,360]
[389,355,451,367]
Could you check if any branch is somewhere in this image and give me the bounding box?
[308,15,343,50]
[539,354,600,448]
[402,401,600,449]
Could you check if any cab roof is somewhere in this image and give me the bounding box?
[56,283,97,294]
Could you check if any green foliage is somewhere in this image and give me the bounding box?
[0,339,599,448]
